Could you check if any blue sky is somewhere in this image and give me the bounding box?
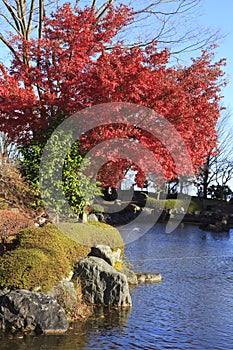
[199,0,233,113]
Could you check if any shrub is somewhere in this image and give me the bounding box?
[0,222,124,292]
[0,210,34,243]
[59,221,124,255]
[0,224,90,292]
[146,197,166,209]
[0,163,37,212]
[187,198,202,213]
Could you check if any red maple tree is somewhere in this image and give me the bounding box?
[0,3,226,188]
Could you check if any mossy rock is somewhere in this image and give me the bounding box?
[59,221,124,255]
[0,222,124,292]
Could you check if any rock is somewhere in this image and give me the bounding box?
[88,213,99,222]
[127,203,141,213]
[135,272,162,283]
[141,207,154,216]
[88,245,121,267]
[112,248,121,265]
[0,289,68,334]
[49,280,77,314]
[73,256,132,307]
[96,213,105,223]
[121,267,138,285]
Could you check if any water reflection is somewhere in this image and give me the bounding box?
[0,328,87,350]
[209,231,230,240]
[89,306,131,329]
[0,307,131,350]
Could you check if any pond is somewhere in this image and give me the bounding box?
[1,224,233,349]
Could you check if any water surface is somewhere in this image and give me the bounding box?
[1,224,233,349]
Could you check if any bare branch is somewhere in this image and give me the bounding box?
[38,0,44,40]
[0,11,21,34]
[96,0,115,21]
[0,33,20,59]
[1,0,21,32]
[26,0,35,39]
[91,0,97,9]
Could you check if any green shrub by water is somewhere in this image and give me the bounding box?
[0,222,123,292]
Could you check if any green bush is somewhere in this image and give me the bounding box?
[0,222,124,292]
[0,224,90,292]
[187,198,202,213]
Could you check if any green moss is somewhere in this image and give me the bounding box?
[0,248,59,291]
[0,224,90,292]
[59,221,124,254]
[0,222,124,292]
[113,260,124,272]
[187,198,202,213]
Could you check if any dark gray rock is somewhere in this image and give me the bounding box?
[73,256,132,307]
[88,245,121,267]
[0,289,68,334]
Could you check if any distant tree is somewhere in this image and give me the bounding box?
[196,112,233,198]
[208,184,232,201]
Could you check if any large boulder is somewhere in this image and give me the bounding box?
[73,256,132,307]
[0,290,68,334]
[88,245,121,267]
